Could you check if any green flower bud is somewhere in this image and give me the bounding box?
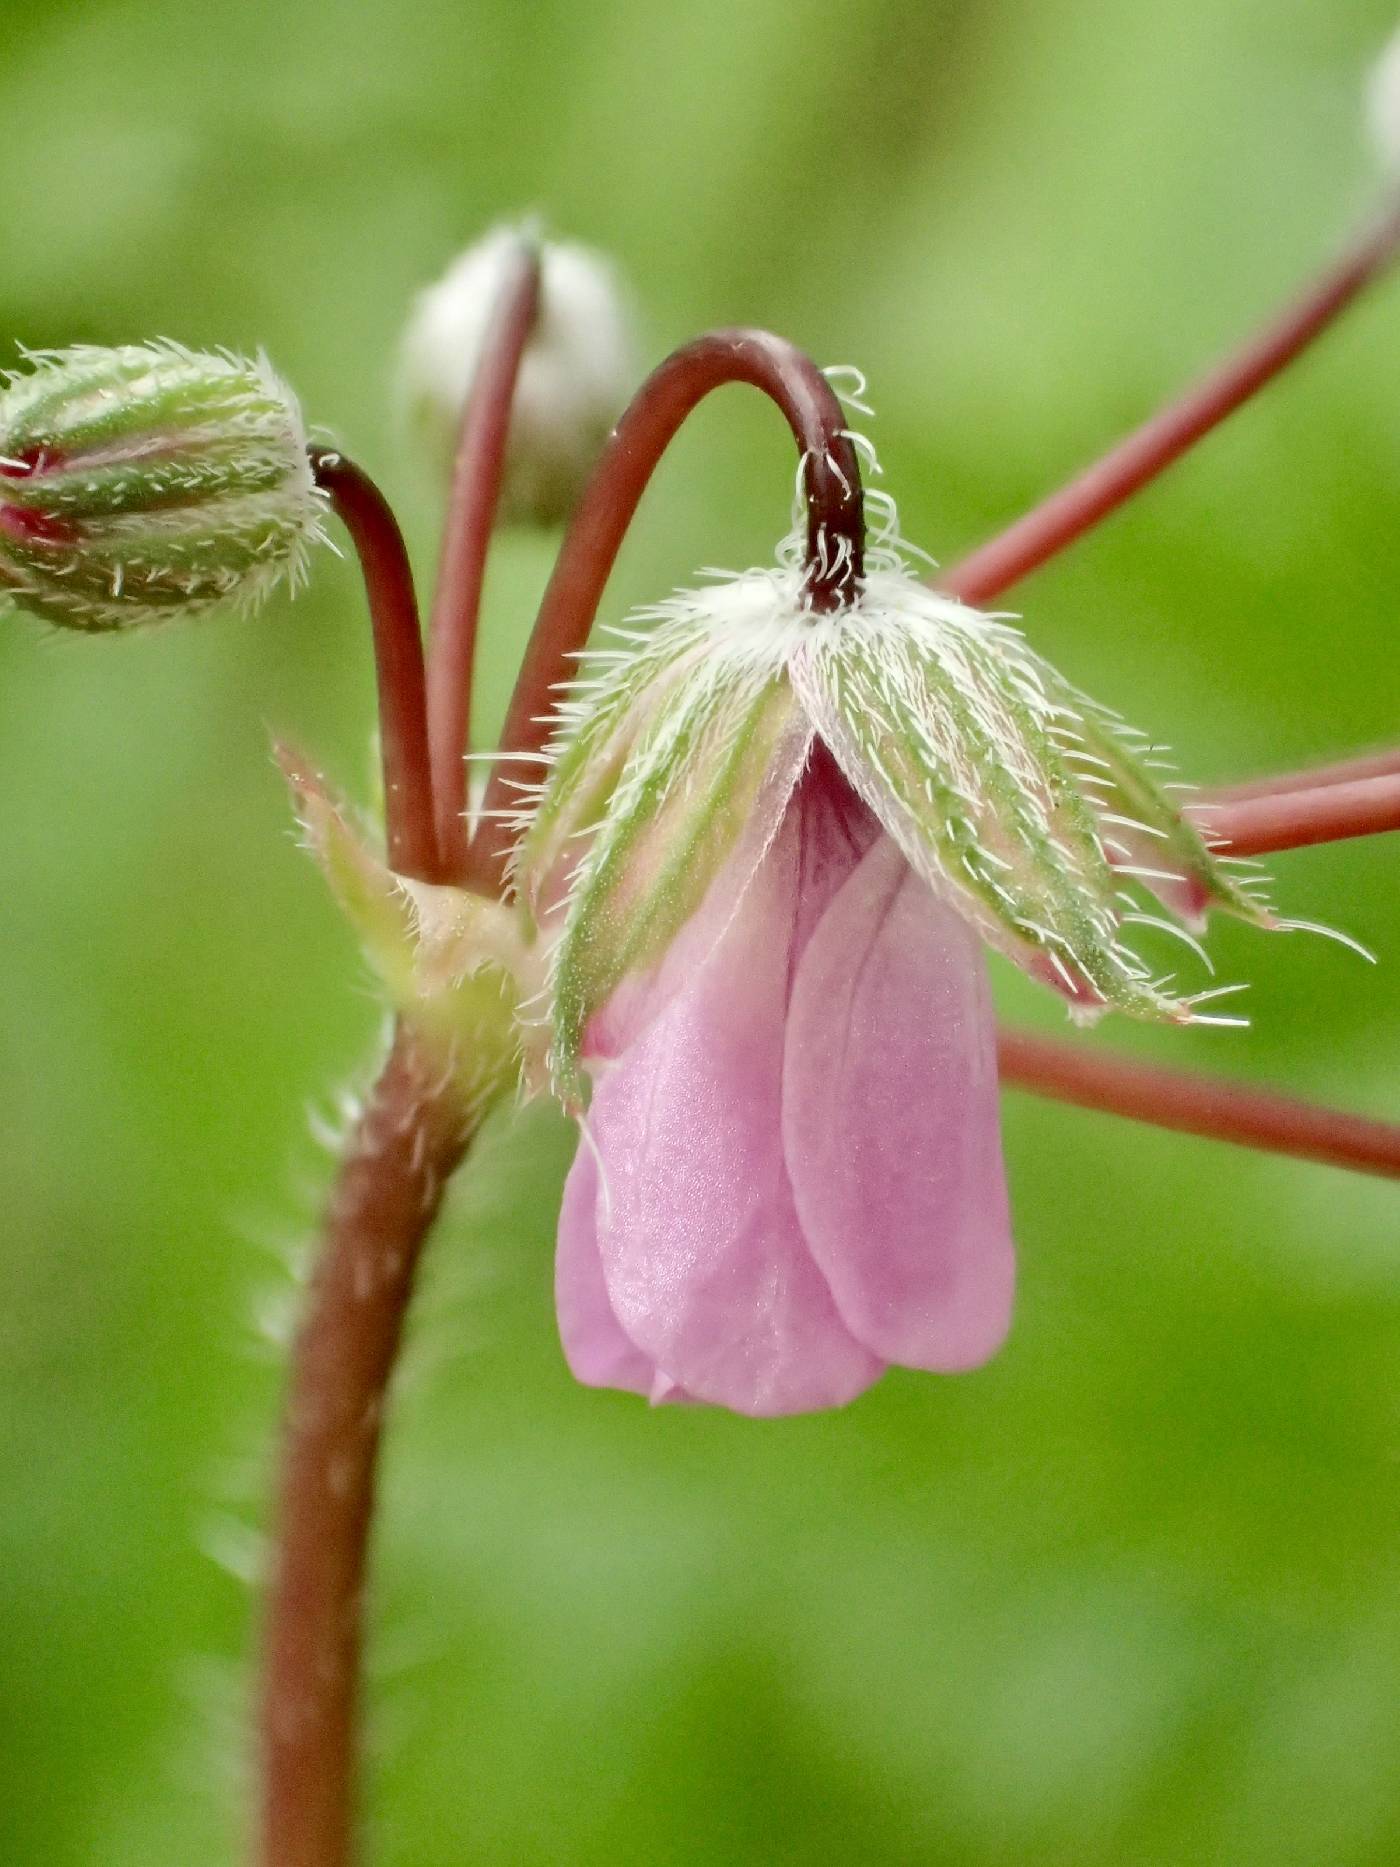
[0,342,325,631]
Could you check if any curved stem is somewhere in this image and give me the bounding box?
[1192,771,1400,857]
[259,1024,473,1867]
[997,1027,1400,1180]
[464,328,864,890]
[942,197,1400,607]
[426,237,542,881]
[311,451,440,882]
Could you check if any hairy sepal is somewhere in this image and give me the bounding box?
[538,585,810,1103]
[280,744,525,1111]
[792,576,1199,1024]
[511,617,715,934]
[1030,664,1275,932]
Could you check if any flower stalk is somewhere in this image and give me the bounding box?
[1212,744,1400,802]
[997,1028,1400,1179]
[1191,771,1400,857]
[309,450,440,882]
[465,327,864,889]
[425,235,543,879]
[942,196,1400,607]
[258,1023,475,1867]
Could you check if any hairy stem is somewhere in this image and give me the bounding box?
[465,327,863,889]
[426,237,542,881]
[258,1026,473,1867]
[311,452,440,882]
[942,197,1400,607]
[998,1028,1400,1179]
[1192,771,1400,857]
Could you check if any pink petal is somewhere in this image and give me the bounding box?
[783,837,1015,1372]
[554,1143,661,1398]
[585,788,884,1417]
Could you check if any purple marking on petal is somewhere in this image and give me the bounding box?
[783,837,1015,1373]
[584,787,885,1417]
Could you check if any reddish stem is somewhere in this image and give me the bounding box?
[311,451,440,882]
[464,328,864,889]
[426,238,542,881]
[259,1025,473,1867]
[997,1028,1400,1180]
[941,198,1400,607]
[1211,744,1400,802]
[1192,772,1400,857]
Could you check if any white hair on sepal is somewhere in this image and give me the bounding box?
[1120,912,1216,973]
[1274,918,1378,964]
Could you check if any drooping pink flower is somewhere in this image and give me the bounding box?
[555,751,1014,1414]
[516,525,1272,1415]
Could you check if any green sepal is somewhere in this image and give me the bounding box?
[542,646,806,1103]
[1030,663,1275,931]
[279,744,527,1114]
[511,619,715,939]
[793,585,1200,1024]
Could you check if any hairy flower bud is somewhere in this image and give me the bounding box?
[0,342,324,632]
[399,225,635,525]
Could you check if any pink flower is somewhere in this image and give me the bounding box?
[555,751,1014,1416]
[519,532,1267,1417]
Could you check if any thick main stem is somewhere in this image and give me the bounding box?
[258,1026,472,1867]
[466,328,864,888]
[941,197,1400,607]
[997,1028,1400,1179]
[311,452,440,882]
[426,238,541,880]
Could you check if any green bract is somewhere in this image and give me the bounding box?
[515,525,1275,1100]
[0,342,324,631]
[281,747,530,1116]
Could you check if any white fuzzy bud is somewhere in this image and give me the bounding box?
[398,225,636,526]
[1367,26,1400,178]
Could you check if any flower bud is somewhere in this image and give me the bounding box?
[0,342,324,631]
[399,225,636,525]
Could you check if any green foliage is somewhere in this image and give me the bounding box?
[0,0,1397,1862]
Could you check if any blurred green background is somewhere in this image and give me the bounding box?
[1,0,1398,1861]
